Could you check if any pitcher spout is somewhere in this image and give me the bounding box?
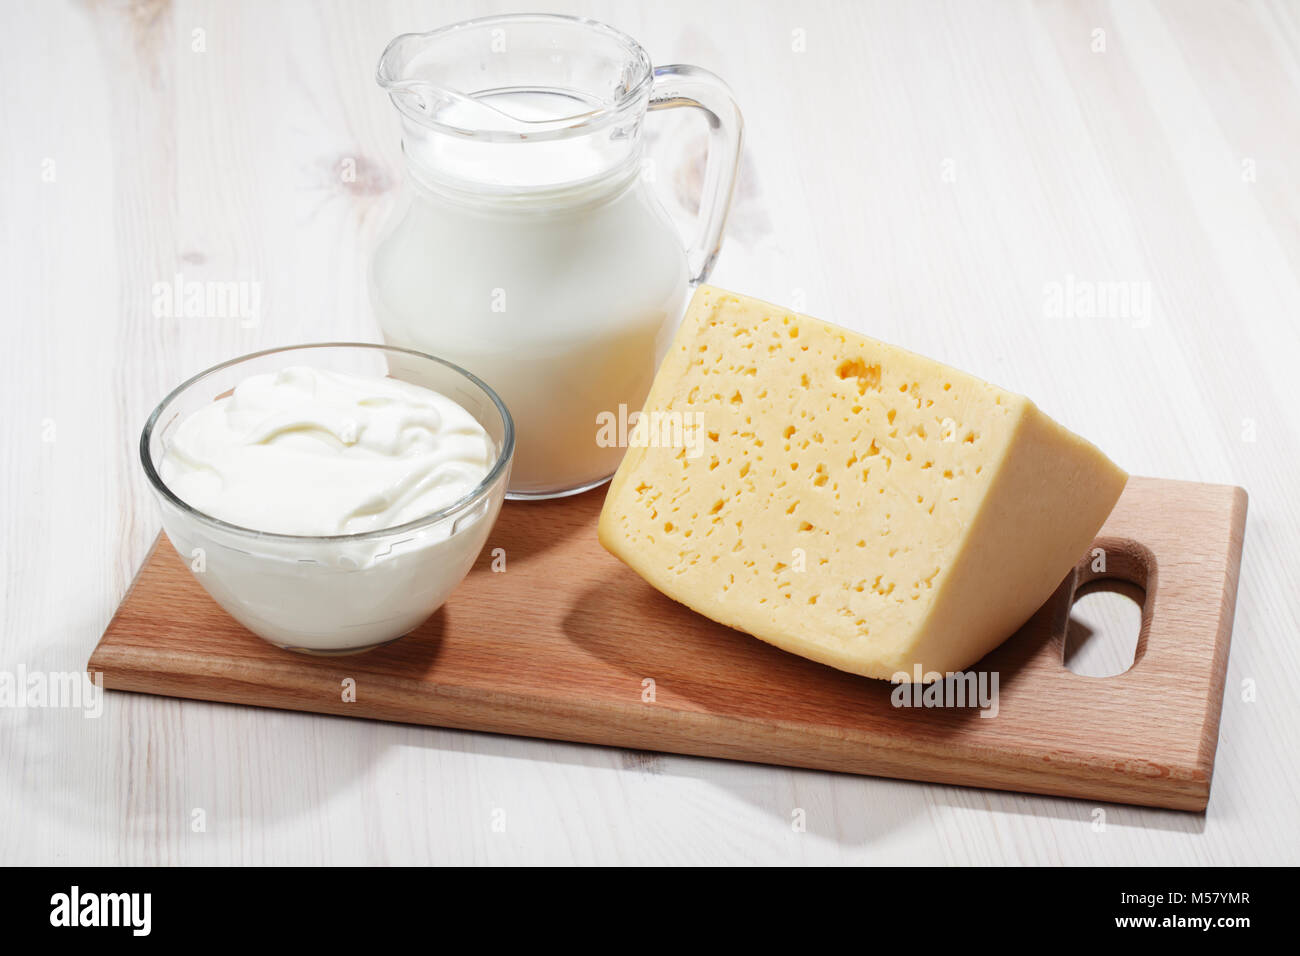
[377,32,510,130]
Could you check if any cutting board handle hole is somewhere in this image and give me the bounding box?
[1064,582,1144,677]
[1061,536,1155,678]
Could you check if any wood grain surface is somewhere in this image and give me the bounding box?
[4,0,1299,863]
[89,476,1247,811]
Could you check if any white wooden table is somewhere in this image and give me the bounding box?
[2,0,1297,865]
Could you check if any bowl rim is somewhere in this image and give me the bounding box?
[140,342,515,544]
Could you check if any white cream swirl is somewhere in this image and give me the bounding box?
[160,366,493,535]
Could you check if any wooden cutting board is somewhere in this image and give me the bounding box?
[90,476,1246,811]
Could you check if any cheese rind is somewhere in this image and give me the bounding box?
[598,286,1127,680]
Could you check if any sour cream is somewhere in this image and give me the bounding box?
[160,366,493,536]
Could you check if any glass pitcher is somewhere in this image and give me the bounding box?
[370,14,742,499]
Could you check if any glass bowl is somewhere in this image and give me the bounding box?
[140,343,514,654]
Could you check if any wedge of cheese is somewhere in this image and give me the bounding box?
[598,286,1127,681]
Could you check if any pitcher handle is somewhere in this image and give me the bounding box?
[648,65,744,285]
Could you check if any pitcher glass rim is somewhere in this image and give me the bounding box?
[376,13,655,142]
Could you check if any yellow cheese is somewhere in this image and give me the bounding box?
[598,286,1127,681]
